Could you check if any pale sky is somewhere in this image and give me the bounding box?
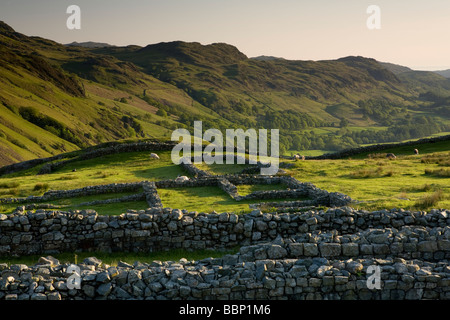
[1,0,450,70]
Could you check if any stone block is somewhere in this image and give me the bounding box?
[303,243,319,256]
[319,243,341,257]
[342,243,359,257]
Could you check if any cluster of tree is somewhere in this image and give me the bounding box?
[419,90,449,103]
[278,114,449,154]
[19,107,85,147]
[358,99,408,126]
[140,90,449,154]
[342,116,448,145]
[280,130,358,153]
[257,110,328,130]
[418,91,450,119]
[121,116,145,137]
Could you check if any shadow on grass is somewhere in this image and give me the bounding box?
[0,247,240,266]
[158,186,314,214]
[132,164,187,181]
[52,151,174,174]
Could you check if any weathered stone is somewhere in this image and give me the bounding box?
[93,222,108,231]
[30,293,47,301]
[37,256,60,266]
[83,257,102,267]
[263,276,276,290]
[252,232,262,241]
[417,241,438,252]
[437,240,450,251]
[372,244,389,255]
[47,292,62,300]
[167,221,178,231]
[219,212,229,222]
[405,288,423,300]
[317,265,332,277]
[309,278,322,287]
[255,220,268,232]
[288,243,303,257]
[319,243,341,257]
[0,220,14,228]
[114,286,131,299]
[266,245,287,259]
[342,243,359,257]
[394,263,409,274]
[303,243,319,256]
[97,283,112,296]
[96,271,110,283]
[346,261,363,274]
[243,219,253,232]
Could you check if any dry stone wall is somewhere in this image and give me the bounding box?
[0,207,449,300]
[310,134,450,160]
[0,207,449,258]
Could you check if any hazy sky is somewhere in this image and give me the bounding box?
[1,0,450,70]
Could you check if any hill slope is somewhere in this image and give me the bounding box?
[94,44,412,124]
[1,21,450,166]
[92,44,450,151]
[0,22,225,166]
[434,69,450,78]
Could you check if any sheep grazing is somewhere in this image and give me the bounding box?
[175,175,189,182]
[414,149,419,155]
[386,153,397,159]
[150,153,160,160]
[294,154,305,161]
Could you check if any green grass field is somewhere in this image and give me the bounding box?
[1,141,449,215]
[288,149,450,210]
[0,139,449,264]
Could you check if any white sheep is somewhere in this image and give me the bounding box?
[175,175,189,182]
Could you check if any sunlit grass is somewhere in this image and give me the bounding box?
[0,150,183,197]
[286,154,450,210]
[1,145,450,215]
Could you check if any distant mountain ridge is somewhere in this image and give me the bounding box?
[434,69,450,78]
[251,55,286,61]
[65,41,115,48]
[378,61,413,75]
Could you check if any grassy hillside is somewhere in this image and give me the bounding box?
[0,22,232,166]
[94,44,410,124]
[93,43,450,154]
[1,21,450,167]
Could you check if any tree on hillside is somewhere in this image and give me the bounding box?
[156,109,168,117]
[340,118,349,128]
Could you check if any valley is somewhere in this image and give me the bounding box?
[1,21,450,166]
[0,20,449,302]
